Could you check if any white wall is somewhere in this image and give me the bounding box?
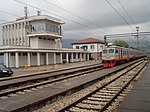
[73,43,105,52]
[56,54,61,63]
[30,37,39,48]
[48,53,54,64]
[30,54,37,66]
[19,54,28,67]
[38,38,56,49]
[40,54,46,65]
[9,55,15,67]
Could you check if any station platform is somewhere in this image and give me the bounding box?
[117,63,150,112]
[12,60,101,76]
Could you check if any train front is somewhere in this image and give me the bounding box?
[102,47,117,67]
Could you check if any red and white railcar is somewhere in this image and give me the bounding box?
[102,46,145,67]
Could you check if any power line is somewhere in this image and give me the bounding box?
[14,0,105,35]
[117,0,136,25]
[0,10,19,17]
[43,0,106,33]
[64,33,88,39]
[105,0,136,32]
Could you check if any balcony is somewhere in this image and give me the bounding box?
[27,31,63,39]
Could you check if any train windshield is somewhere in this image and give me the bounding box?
[109,49,114,53]
[102,49,107,54]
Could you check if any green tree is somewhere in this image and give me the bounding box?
[114,40,129,48]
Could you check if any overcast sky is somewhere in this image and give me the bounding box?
[0,0,150,44]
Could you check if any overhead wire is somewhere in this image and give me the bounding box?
[43,0,106,33]
[0,10,19,17]
[117,0,136,25]
[105,0,136,32]
[14,0,105,36]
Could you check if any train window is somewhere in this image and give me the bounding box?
[115,49,118,54]
[109,49,114,53]
[102,49,107,53]
[123,51,126,55]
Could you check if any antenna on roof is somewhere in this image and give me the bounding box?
[37,11,41,16]
[24,6,28,19]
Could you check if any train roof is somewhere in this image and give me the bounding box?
[104,45,144,52]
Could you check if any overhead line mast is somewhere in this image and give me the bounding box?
[104,28,150,49]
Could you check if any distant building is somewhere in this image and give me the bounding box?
[0,15,90,68]
[72,38,106,60]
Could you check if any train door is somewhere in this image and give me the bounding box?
[127,50,129,61]
[119,48,122,60]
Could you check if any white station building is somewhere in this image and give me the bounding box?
[72,38,106,60]
[0,15,90,68]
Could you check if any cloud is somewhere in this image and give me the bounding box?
[0,0,150,42]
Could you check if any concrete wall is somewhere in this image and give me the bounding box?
[9,54,15,67]
[38,38,56,49]
[30,37,39,48]
[19,54,28,67]
[56,53,61,63]
[40,53,46,65]
[30,53,37,66]
[48,53,54,64]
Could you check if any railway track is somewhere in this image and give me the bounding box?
[0,58,147,112]
[57,60,149,112]
[0,63,103,99]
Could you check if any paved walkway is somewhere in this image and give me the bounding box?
[12,60,101,76]
[117,62,150,112]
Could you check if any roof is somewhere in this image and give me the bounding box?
[71,38,105,45]
[1,15,64,26]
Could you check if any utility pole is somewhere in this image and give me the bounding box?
[136,26,139,49]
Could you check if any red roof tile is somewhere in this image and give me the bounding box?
[71,38,105,45]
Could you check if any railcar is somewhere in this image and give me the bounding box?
[102,46,145,67]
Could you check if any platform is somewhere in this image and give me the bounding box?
[117,63,150,112]
[0,59,138,112]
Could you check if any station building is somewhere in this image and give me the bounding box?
[72,38,106,60]
[0,15,90,68]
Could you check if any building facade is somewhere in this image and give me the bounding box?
[72,38,106,60]
[0,15,90,68]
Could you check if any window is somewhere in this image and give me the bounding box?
[73,53,76,59]
[46,23,59,33]
[41,53,46,55]
[18,53,21,56]
[22,53,27,56]
[32,53,37,56]
[91,45,95,49]
[115,49,118,54]
[123,51,126,55]
[78,53,80,58]
[11,53,15,56]
[56,53,60,55]
[102,49,107,54]
[76,46,79,49]
[109,49,114,53]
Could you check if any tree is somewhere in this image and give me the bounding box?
[114,40,129,48]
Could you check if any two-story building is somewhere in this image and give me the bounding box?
[72,38,106,60]
[0,15,90,68]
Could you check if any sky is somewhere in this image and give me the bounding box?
[0,0,150,49]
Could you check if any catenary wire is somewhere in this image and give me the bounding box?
[105,0,136,32]
[14,0,105,35]
[117,0,136,25]
[43,0,106,33]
